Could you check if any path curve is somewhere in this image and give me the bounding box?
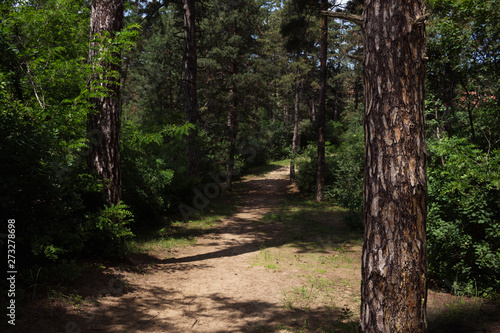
[89,165,296,332]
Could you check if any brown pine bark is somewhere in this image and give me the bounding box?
[360,0,428,331]
[315,0,328,201]
[87,0,124,206]
[183,0,200,178]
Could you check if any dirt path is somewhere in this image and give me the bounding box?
[113,166,295,333]
[55,166,307,333]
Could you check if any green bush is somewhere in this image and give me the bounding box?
[427,136,500,297]
[296,107,364,229]
[263,121,291,161]
[121,121,176,225]
[0,104,110,265]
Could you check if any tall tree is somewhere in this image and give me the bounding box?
[197,0,263,191]
[87,0,124,206]
[183,0,200,178]
[315,0,328,201]
[280,0,317,181]
[361,0,428,331]
[290,74,300,181]
[326,0,428,330]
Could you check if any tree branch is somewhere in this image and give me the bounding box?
[412,13,430,28]
[321,10,363,26]
[346,53,363,62]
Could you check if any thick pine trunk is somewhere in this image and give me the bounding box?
[183,0,200,178]
[361,0,428,331]
[316,1,328,201]
[87,0,124,206]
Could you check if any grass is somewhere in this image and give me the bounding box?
[261,194,363,254]
[250,189,363,331]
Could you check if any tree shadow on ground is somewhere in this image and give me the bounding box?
[14,282,359,333]
[427,291,500,333]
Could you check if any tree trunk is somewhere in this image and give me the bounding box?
[87,0,124,206]
[226,85,238,191]
[361,0,428,331]
[311,92,316,122]
[290,77,300,181]
[183,0,200,178]
[226,22,238,191]
[315,0,327,201]
[283,91,288,128]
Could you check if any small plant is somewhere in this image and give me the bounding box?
[331,306,358,333]
[265,263,278,270]
[27,267,45,300]
[282,290,295,310]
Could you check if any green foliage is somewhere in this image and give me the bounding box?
[94,202,135,240]
[296,106,364,229]
[427,136,500,297]
[262,121,292,161]
[0,1,142,270]
[0,103,105,264]
[121,121,176,225]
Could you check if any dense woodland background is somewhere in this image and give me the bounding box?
[1,0,499,299]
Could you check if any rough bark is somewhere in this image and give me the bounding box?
[315,0,328,202]
[360,0,428,332]
[87,0,124,206]
[183,0,200,178]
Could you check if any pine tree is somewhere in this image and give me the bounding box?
[87,0,124,206]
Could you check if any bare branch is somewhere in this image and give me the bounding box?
[23,61,45,109]
[321,10,363,26]
[346,53,363,62]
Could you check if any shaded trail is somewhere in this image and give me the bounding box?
[80,166,298,333]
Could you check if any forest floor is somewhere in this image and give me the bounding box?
[14,163,500,333]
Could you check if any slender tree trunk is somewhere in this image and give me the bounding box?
[87,0,124,206]
[226,22,238,191]
[283,91,288,128]
[361,0,428,331]
[311,92,316,122]
[226,85,238,191]
[290,77,300,181]
[316,0,327,201]
[183,0,200,178]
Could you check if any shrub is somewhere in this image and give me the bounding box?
[121,121,175,226]
[427,136,500,297]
